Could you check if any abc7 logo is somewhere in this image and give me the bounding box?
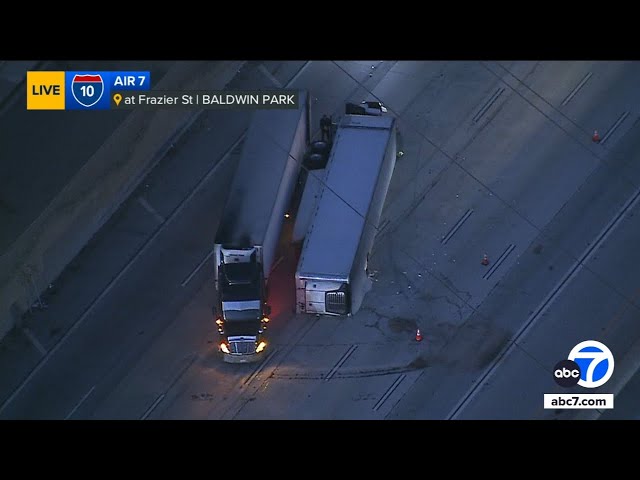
[553,340,614,388]
[553,360,581,387]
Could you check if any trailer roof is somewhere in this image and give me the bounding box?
[292,168,327,243]
[298,114,395,278]
[217,92,308,245]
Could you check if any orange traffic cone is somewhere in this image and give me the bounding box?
[592,130,600,143]
[416,329,423,342]
[481,254,489,266]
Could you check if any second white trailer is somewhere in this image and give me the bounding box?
[295,113,397,316]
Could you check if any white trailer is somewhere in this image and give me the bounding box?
[295,113,397,316]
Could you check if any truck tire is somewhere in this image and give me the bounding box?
[306,152,327,170]
[311,140,330,155]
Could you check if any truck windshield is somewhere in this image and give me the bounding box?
[224,319,261,336]
[221,283,260,302]
[224,309,261,321]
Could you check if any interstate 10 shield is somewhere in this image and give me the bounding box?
[71,74,104,108]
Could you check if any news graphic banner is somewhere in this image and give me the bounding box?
[110,91,299,109]
[26,70,300,110]
[27,71,151,110]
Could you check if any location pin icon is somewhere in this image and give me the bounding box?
[113,93,122,106]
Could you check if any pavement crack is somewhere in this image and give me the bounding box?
[437,273,472,303]
[361,306,394,339]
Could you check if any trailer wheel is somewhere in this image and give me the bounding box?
[307,152,328,170]
[310,140,330,155]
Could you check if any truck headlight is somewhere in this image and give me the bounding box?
[219,342,230,354]
[256,341,267,353]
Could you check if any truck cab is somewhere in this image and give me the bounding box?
[211,91,310,363]
[214,246,271,363]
